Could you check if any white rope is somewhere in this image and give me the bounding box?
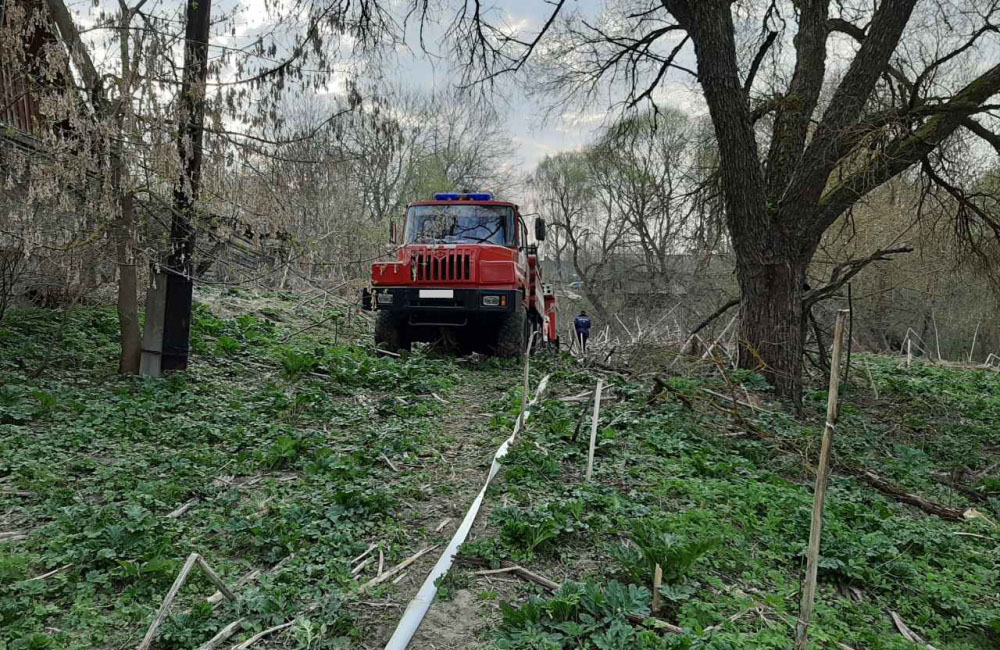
[382,373,552,649]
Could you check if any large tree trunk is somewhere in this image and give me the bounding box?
[670,0,816,402]
[736,250,810,404]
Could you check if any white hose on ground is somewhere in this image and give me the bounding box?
[382,373,552,650]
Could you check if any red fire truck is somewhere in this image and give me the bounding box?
[362,192,558,357]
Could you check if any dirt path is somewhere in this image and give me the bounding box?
[356,361,520,649]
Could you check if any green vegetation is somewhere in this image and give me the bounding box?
[0,292,517,649]
[467,359,1000,649]
[2,294,999,649]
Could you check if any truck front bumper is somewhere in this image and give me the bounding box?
[361,287,519,325]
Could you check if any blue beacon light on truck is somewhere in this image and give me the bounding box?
[433,192,493,201]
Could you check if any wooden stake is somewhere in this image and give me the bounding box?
[906,338,912,367]
[866,363,879,400]
[932,311,942,361]
[137,552,199,650]
[585,379,604,481]
[795,309,848,650]
[519,331,536,429]
[969,320,981,363]
[652,564,663,612]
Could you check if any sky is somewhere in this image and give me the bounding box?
[383,1,703,172]
[66,0,706,175]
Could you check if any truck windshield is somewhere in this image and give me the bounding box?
[404,204,513,246]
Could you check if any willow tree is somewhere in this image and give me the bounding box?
[455,0,1000,401]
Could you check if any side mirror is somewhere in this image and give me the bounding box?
[390,222,399,244]
[534,217,546,242]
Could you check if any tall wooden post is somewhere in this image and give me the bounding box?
[160,0,212,371]
[585,379,603,481]
[795,309,849,649]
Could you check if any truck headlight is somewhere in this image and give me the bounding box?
[482,295,500,306]
[377,292,393,305]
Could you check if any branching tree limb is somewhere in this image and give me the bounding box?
[804,246,914,310]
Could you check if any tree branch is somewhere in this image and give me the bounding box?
[803,246,914,309]
[44,0,103,103]
[792,0,918,209]
[827,17,914,92]
[687,297,738,340]
[764,0,829,198]
[813,62,1000,233]
[961,116,1000,155]
[743,29,777,96]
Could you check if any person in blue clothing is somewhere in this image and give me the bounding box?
[574,310,592,352]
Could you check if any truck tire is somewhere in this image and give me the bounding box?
[496,308,527,358]
[375,311,409,353]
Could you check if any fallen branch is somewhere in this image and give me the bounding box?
[380,453,400,473]
[195,556,236,602]
[26,564,72,582]
[232,620,295,649]
[352,556,375,576]
[137,553,200,650]
[647,376,693,410]
[861,472,965,521]
[359,545,437,592]
[456,556,683,634]
[166,498,198,519]
[207,569,260,606]
[351,542,378,565]
[699,388,774,414]
[196,618,244,650]
[890,610,940,650]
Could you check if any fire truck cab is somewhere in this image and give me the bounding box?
[362,192,558,357]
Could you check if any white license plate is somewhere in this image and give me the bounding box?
[419,289,454,299]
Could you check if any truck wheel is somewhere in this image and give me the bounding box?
[496,308,527,358]
[375,311,409,353]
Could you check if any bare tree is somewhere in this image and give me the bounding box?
[451,0,1000,401]
[533,150,614,321]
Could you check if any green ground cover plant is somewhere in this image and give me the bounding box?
[470,356,1000,649]
[0,291,516,649]
[3,293,998,649]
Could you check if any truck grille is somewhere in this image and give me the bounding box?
[412,252,472,282]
